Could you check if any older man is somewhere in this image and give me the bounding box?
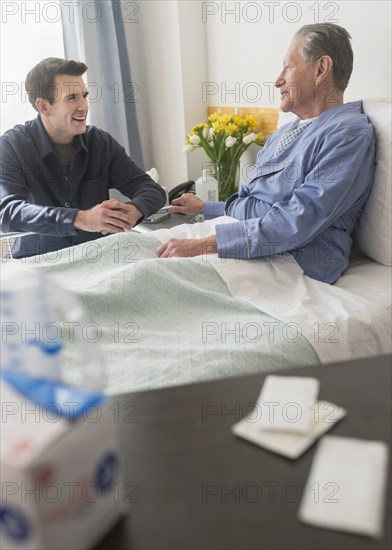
[158,23,375,284]
[0,58,166,258]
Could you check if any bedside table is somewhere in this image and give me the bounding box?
[95,355,391,550]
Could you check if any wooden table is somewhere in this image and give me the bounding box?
[95,355,391,550]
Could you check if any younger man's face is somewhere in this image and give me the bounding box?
[41,74,89,144]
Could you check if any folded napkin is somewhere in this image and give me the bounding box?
[232,400,346,459]
[298,435,389,538]
[254,375,320,434]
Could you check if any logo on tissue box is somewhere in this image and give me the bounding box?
[0,452,120,544]
[0,506,31,542]
[36,453,119,494]
[95,453,119,493]
[35,463,57,486]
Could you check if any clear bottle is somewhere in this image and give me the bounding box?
[195,168,219,202]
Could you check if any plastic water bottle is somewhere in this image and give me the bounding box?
[0,263,104,392]
[195,168,219,202]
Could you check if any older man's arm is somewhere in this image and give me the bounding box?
[212,128,375,260]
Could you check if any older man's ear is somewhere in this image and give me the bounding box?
[316,55,334,83]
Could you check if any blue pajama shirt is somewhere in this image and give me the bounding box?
[204,101,375,284]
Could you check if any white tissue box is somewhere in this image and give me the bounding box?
[0,380,126,550]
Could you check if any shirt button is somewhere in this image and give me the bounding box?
[64,176,68,181]
[64,202,71,207]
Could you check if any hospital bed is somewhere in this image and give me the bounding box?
[1,99,391,395]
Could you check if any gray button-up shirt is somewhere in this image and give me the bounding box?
[0,116,166,258]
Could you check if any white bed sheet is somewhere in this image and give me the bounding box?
[142,217,392,364]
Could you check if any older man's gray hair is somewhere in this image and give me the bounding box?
[294,23,353,92]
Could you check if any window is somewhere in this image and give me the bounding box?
[0,0,64,134]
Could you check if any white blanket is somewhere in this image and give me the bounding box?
[143,217,392,364]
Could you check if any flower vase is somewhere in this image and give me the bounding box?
[214,162,240,202]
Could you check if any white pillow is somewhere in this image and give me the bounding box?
[354,99,392,265]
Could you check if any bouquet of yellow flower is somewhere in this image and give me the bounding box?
[184,113,265,201]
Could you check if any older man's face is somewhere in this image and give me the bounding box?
[275,37,319,118]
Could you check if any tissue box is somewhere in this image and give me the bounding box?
[0,379,126,550]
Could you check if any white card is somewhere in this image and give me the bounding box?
[232,401,346,459]
[298,435,389,538]
[254,375,320,434]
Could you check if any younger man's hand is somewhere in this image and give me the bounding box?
[73,199,142,234]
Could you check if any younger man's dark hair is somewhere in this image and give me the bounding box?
[25,58,88,111]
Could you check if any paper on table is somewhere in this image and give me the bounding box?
[298,435,389,538]
[232,401,346,459]
[254,375,320,434]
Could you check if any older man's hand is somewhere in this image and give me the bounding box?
[168,193,204,216]
[74,199,143,234]
[157,236,218,258]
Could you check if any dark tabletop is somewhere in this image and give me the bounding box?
[95,355,391,550]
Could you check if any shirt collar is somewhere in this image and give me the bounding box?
[298,116,318,124]
[31,116,53,159]
[32,116,88,159]
[79,131,88,153]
